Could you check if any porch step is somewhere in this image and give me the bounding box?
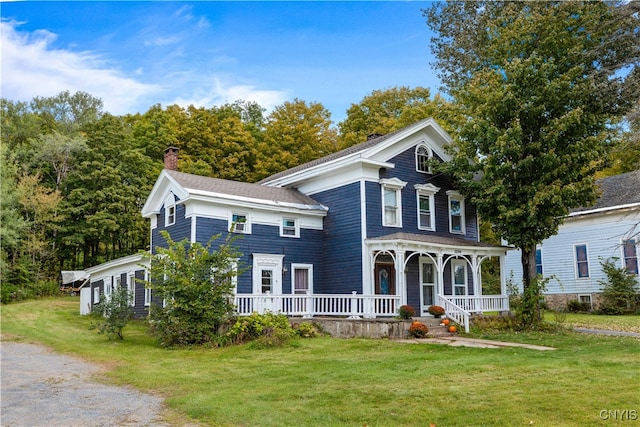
[411,317,456,337]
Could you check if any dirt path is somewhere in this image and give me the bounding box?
[1,341,173,427]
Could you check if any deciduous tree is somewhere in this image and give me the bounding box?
[426,1,639,326]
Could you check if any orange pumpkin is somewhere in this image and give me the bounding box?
[442,319,450,326]
[448,325,457,333]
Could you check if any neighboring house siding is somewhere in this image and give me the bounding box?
[313,182,363,294]
[504,211,639,299]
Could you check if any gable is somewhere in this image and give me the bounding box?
[259,118,452,193]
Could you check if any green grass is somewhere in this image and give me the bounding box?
[2,297,639,427]
[545,311,640,333]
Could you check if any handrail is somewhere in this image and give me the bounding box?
[437,294,471,333]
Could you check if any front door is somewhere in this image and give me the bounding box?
[420,258,436,315]
[374,263,395,295]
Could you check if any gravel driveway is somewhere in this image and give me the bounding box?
[1,341,173,427]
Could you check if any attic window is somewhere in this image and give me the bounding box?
[165,193,176,227]
[415,144,433,174]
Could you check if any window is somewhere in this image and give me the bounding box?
[93,286,100,304]
[165,193,176,226]
[261,270,273,294]
[380,178,407,227]
[447,191,465,234]
[415,144,432,173]
[452,260,467,296]
[144,288,152,306]
[623,239,638,274]
[578,294,592,309]
[415,184,440,231]
[127,274,135,307]
[292,264,313,295]
[281,218,298,237]
[575,244,590,278]
[230,213,249,233]
[536,248,543,275]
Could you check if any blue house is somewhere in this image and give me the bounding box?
[79,118,510,331]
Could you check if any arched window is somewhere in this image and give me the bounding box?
[415,144,432,173]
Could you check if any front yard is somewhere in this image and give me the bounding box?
[1,297,638,426]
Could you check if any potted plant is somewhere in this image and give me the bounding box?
[408,321,429,338]
[398,305,416,320]
[427,305,445,318]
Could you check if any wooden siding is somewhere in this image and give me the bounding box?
[372,147,479,240]
[504,210,640,295]
[151,203,191,254]
[193,217,324,295]
[313,182,364,294]
[132,269,147,318]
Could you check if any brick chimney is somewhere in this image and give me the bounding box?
[164,147,179,170]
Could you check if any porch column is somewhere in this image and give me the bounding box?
[395,250,406,306]
[472,255,481,297]
[499,253,507,296]
[436,252,444,304]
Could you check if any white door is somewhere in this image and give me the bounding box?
[420,258,436,316]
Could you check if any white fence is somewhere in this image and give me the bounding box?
[234,291,401,319]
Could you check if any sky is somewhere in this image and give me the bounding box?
[1,1,440,124]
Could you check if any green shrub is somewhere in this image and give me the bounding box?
[470,313,519,332]
[598,258,640,315]
[292,322,323,338]
[227,312,296,346]
[89,286,133,340]
[567,299,591,313]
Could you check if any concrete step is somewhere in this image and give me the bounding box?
[409,317,457,337]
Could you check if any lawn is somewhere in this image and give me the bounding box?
[2,297,639,427]
[546,311,640,333]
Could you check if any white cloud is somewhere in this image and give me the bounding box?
[0,20,161,115]
[168,76,288,114]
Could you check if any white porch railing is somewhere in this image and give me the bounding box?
[443,295,510,313]
[437,294,471,333]
[234,291,401,319]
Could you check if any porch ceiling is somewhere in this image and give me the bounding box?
[365,232,510,256]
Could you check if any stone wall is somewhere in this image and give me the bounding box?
[544,293,603,311]
[291,317,412,339]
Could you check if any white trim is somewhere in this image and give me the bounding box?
[165,193,176,226]
[415,184,440,231]
[578,294,593,309]
[573,243,590,279]
[280,217,299,238]
[291,264,314,294]
[447,190,466,235]
[568,202,640,218]
[230,212,251,234]
[252,254,284,294]
[451,259,468,296]
[415,143,433,174]
[380,178,407,228]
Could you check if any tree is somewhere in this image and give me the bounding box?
[426,1,639,326]
[90,285,134,340]
[338,86,454,148]
[30,90,104,136]
[598,258,640,315]
[146,231,242,347]
[254,99,338,179]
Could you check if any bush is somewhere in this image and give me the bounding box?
[227,312,296,346]
[598,258,640,315]
[470,313,519,332]
[398,305,416,319]
[89,286,133,340]
[408,321,429,338]
[292,322,323,338]
[567,299,591,313]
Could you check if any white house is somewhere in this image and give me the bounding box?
[504,170,640,310]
